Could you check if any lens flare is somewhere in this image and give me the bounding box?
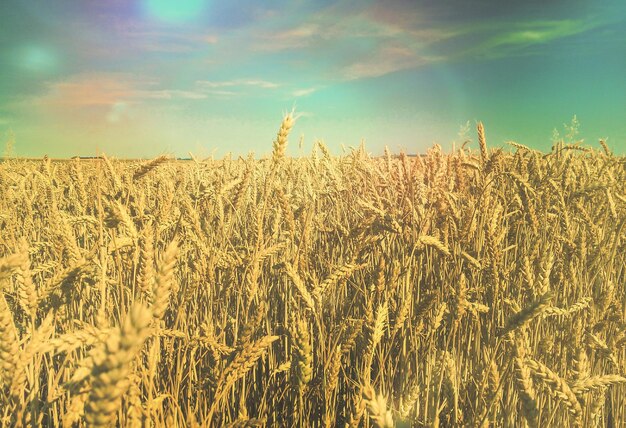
[144,0,206,23]
[19,45,58,73]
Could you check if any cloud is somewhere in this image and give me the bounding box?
[463,19,599,59]
[191,79,281,98]
[292,87,318,97]
[201,89,238,97]
[342,46,438,80]
[250,16,405,53]
[196,79,280,89]
[110,22,219,54]
[133,41,196,53]
[106,101,130,123]
[17,72,287,122]
[253,23,323,51]
[135,89,208,99]
[241,5,456,81]
[16,72,221,130]
[31,73,136,107]
[242,3,610,82]
[204,35,219,44]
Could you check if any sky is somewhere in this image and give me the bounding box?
[0,0,625,158]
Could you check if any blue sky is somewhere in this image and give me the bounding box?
[0,0,625,157]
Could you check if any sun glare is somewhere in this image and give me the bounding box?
[143,0,207,23]
[19,45,58,73]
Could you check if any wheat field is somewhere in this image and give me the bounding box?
[0,115,625,427]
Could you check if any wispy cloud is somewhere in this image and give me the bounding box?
[15,72,288,121]
[243,6,456,81]
[135,89,208,100]
[104,20,221,54]
[25,73,216,107]
[342,46,439,80]
[253,23,323,51]
[196,79,280,89]
[460,19,600,59]
[30,73,136,107]
[292,87,318,97]
[106,101,130,123]
[242,3,613,82]
[204,35,219,45]
[200,89,238,97]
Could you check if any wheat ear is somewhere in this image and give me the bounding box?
[499,291,553,337]
[271,111,295,167]
[212,335,279,408]
[362,384,394,428]
[137,225,155,298]
[152,239,179,321]
[571,375,626,395]
[291,317,313,388]
[477,121,488,165]
[525,358,583,425]
[512,335,539,428]
[133,155,169,181]
[84,304,152,427]
[0,292,19,390]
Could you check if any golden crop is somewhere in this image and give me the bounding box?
[0,116,625,427]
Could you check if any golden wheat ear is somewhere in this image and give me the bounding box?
[84,304,152,427]
[0,292,20,390]
[362,384,394,428]
[151,238,179,322]
[270,110,300,172]
[133,155,170,181]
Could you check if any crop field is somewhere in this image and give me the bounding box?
[0,116,625,427]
